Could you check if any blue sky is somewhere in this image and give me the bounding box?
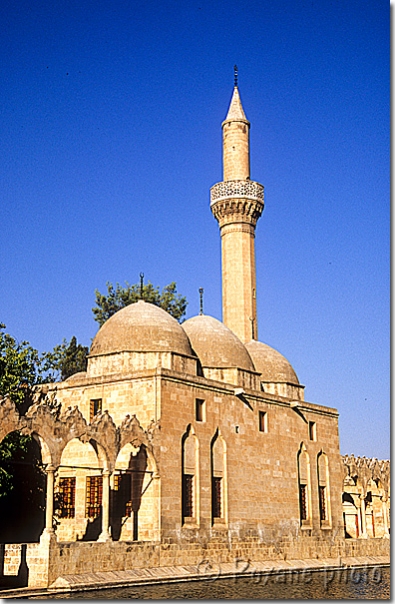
[1,0,389,458]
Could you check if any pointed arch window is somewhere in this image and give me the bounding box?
[298,443,312,528]
[317,451,332,528]
[211,432,227,526]
[181,426,199,525]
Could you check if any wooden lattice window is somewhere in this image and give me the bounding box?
[86,475,103,518]
[319,485,327,521]
[182,474,194,518]
[58,477,76,519]
[90,398,102,422]
[212,476,222,519]
[299,484,308,521]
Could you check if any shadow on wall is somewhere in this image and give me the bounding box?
[81,514,102,542]
[111,447,148,542]
[0,543,29,589]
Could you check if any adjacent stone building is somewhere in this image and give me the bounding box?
[0,76,389,589]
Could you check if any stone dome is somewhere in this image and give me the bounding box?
[90,300,194,357]
[182,315,255,372]
[245,340,299,384]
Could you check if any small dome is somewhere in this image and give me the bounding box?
[183,315,255,372]
[90,301,194,357]
[245,340,299,384]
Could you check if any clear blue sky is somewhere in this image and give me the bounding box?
[1,0,389,458]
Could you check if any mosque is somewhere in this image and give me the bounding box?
[0,75,389,589]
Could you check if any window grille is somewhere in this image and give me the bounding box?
[299,484,308,521]
[86,475,103,518]
[319,485,327,521]
[58,477,76,519]
[212,476,222,519]
[182,474,194,518]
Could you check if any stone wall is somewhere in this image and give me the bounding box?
[1,536,390,589]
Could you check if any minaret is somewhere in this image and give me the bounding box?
[210,68,264,343]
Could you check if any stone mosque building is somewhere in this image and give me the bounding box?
[0,76,389,589]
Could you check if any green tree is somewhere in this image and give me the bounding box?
[93,281,188,327]
[0,323,40,407]
[41,336,89,382]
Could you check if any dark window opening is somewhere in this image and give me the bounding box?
[90,398,102,422]
[58,477,76,519]
[182,474,194,519]
[86,475,103,518]
[259,411,267,432]
[195,399,205,422]
[299,484,307,521]
[212,476,222,519]
[308,421,316,441]
[319,485,326,521]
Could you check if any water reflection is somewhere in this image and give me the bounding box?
[30,566,390,600]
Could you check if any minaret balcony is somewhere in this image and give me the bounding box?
[210,180,264,228]
[210,180,264,204]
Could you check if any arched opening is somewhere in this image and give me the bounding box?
[0,430,45,543]
[55,438,102,542]
[342,492,360,538]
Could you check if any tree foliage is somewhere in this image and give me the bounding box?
[41,336,89,382]
[0,323,40,407]
[92,281,188,327]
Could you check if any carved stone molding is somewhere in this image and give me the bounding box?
[87,410,118,471]
[211,198,263,228]
[118,414,159,477]
[0,396,27,441]
[0,397,159,477]
[342,455,390,498]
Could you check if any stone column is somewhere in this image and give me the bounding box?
[359,495,368,538]
[98,470,112,542]
[382,498,390,538]
[40,465,56,542]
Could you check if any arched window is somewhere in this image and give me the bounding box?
[181,426,199,525]
[317,451,332,528]
[211,431,227,525]
[298,442,312,528]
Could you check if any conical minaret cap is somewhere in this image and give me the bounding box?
[222,86,249,126]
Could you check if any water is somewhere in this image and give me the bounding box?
[29,566,390,599]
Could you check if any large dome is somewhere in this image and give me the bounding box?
[183,315,255,372]
[90,301,194,357]
[245,340,299,384]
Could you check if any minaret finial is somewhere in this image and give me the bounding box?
[234,65,238,87]
[139,272,144,300]
[199,287,204,315]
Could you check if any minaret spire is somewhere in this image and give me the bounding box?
[210,73,264,343]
